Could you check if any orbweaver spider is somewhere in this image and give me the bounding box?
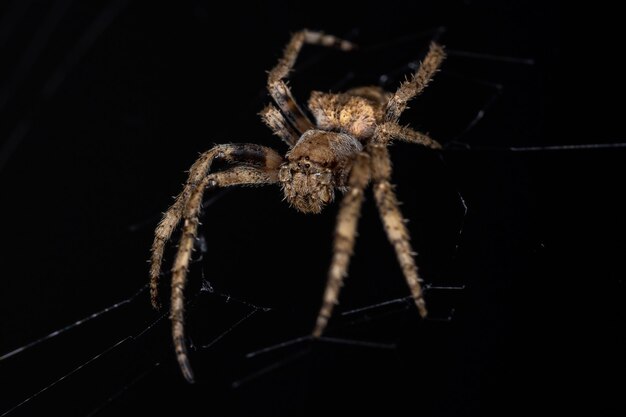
[150,30,445,382]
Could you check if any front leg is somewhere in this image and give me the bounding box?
[150,144,283,309]
[171,166,280,383]
[267,30,355,134]
[313,152,370,337]
[370,144,427,317]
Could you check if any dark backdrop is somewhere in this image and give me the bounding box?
[0,1,623,416]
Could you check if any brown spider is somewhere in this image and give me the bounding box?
[150,30,445,383]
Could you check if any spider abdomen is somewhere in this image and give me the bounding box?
[308,87,390,139]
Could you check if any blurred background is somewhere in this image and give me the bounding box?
[0,1,623,416]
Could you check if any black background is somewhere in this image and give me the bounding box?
[0,1,623,416]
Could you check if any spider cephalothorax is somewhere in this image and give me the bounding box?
[150,30,445,383]
[281,130,362,213]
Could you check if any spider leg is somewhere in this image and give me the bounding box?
[376,122,442,149]
[150,144,282,309]
[313,152,370,337]
[385,42,446,123]
[268,30,355,133]
[370,143,427,317]
[171,165,280,383]
[259,104,300,147]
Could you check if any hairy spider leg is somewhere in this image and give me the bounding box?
[171,164,280,383]
[311,43,445,336]
[150,144,282,309]
[267,30,355,134]
[259,104,300,147]
[313,152,370,337]
[375,122,442,149]
[385,42,446,123]
[370,143,427,317]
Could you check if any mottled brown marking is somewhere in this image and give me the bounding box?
[308,88,389,139]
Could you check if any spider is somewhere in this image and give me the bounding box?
[150,30,445,383]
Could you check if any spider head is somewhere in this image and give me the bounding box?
[279,159,335,214]
[279,130,361,213]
